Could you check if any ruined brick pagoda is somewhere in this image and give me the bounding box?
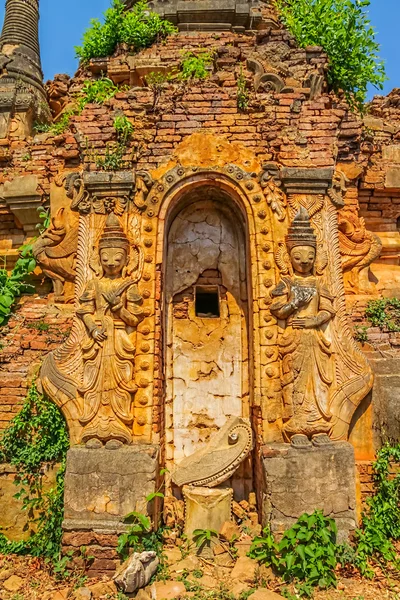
[1,0,400,577]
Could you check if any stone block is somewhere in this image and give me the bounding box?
[261,442,357,542]
[385,166,400,189]
[63,445,159,532]
[183,485,232,538]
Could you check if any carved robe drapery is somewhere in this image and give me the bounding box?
[271,275,335,439]
[77,277,144,443]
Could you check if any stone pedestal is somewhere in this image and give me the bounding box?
[62,445,159,576]
[183,485,232,538]
[261,442,357,542]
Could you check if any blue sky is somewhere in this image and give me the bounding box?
[0,0,398,99]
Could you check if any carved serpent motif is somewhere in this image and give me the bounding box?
[172,417,254,488]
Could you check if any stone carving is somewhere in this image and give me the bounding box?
[76,213,144,444]
[338,209,382,292]
[246,59,287,93]
[172,416,253,488]
[0,0,50,137]
[182,486,233,541]
[327,170,347,208]
[41,172,144,445]
[32,208,78,301]
[259,162,287,221]
[135,170,154,210]
[114,551,159,594]
[270,207,336,447]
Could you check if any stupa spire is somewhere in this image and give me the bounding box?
[0,0,49,138]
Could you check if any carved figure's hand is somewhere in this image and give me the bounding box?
[103,291,123,312]
[292,317,318,330]
[92,327,107,342]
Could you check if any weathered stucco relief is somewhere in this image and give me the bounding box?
[37,134,374,470]
[165,196,249,466]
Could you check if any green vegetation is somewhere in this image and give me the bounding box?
[354,324,369,343]
[249,443,400,597]
[75,0,177,62]
[0,207,51,328]
[237,67,249,111]
[249,511,337,597]
[95,114,134,171]
[0,245,36,326]
[34,77,119,136]
[0,382,69,568]
[78,77,119,109]
[276,0,386,111]
[338,442,400,578]
[365,297,400,332]
[179,51,214,80]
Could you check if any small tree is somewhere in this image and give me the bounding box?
[276,0,386,111]
[75,0,177,62]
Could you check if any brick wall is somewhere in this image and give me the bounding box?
[0,298,72,432]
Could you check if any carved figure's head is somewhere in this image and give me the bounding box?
[98,213,129,277]
[289,245,316,275]
[286,207,317,276]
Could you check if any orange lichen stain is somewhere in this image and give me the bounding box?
[152,132,261,180]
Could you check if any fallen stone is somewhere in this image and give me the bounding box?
[231,556,258,583]
[3,575,24,592]
[214,552,235,568]
[235,540,252,558]
[72,588,92,600]
[43,590,70,600]
[219,520,241,541]
[136,589,152,600]
[0,569,14,582]
[249,589,284,600]
[198,574,218,589]
[258,564,274,581]
[230,581,252,598]
[164,547,182,565]
[149,580,186,599]
[169,554,200,574]
[87,580,117,598]
[114,550,159,593]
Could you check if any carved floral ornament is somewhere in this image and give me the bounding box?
[38,161,373,447]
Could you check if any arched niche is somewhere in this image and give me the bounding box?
[163,185,253,499]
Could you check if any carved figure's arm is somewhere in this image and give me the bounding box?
[76,282,105,341]
[270,279,297,320]
[111,285,144,327]
[294,309,331,329]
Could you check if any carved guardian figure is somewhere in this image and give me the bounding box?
[77,213,144,444]
[270,207,336,447]
[32,208,78,301]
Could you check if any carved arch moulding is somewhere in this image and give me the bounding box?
[38,138,373,449]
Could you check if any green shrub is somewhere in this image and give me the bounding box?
[338,443,400,577]
[78,77,119,109]
[0,383,69,565]
[365,297,400,332]
[75,0,177,62]
[0,244,36,326]
[276,0,386,111]
[237,67,249,111]
[179,51,214,80]
[249,510,338,594]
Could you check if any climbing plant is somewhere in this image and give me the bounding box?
[0,207,53,328]
[75,0,177,62]
[337,442,400,577]
[365,297,400,332]
[0,382,69,565]
[276,0,386,111]
[249,510,338,596]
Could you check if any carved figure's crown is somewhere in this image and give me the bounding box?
[99,213,129,250]
[286,206,317,250]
